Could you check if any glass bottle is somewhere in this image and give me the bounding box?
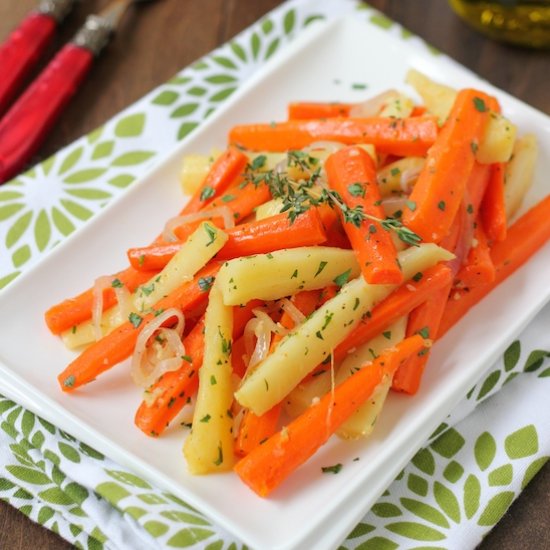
[449,0,550,48]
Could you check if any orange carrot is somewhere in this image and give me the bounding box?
[439,194,550,337]
[229,117,439,157]
[135,316,205,436]
[179,147,248,215]
[392,283,451,394]
[173,181,271,241]
[334,264,453,363]
[288,102,352,120]
[480,162,507,242]
[325,146,403,284]
[234,335,427,497]
[44,268,157,335]
[57,263,220,392]
[455,225,495,288]
[134,298,262,436]
[402,90,493,242]
[128,208,327,270]
[316,204,350,249]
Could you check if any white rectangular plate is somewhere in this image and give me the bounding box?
[0,16,549,550]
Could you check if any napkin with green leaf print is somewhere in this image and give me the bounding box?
[0,1,548,549]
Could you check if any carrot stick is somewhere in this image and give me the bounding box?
[480,162,507,242]
[45,268,157,335]
[229,117,439,157]
[334,264,453,363]
[57,263,220,392]
[173,181,271,241]
[402,90,493,242]
[135,299,263,436]
[234,335,427,497]
[179,147,248,216]
[325,146,403,285]
[316,204,350,249]
[128,208,327,270]
[287,102,352,120]
[234,291,321,457]
[439,194,550,337]
[455,225,495,288]
[391,283,451,394]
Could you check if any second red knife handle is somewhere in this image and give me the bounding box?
[0,12,57,116]
[0,44,94,183]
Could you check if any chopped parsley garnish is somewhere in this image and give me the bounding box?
[128,312,143,328]
[437,200,446,211]
[111,278,123,288]
[322,463,343,474]
[140,283,155,296]
[221,194,235,203]
[418,326,430,339]
[198,275,215,292]
[210,375,217,385]
[200,414,211,423]
[470,141,479,154]
[204,223,217,246]
[200,186,215,201]
[473,97,488,112]
[347,183,365,198]
[315,261,328,277]
[412,272,423,282]
[181,354,192,363]
[63,375,76,388]
[333,268,352,287]
[291,269,298,279]
[214,444,223,466]
[390,167,401,177]
[382,331,392,340]
[406,200,417,212]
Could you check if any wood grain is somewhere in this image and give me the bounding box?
[0,0,548,548]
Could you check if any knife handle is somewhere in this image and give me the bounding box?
[0,44,94,184]
[0,13,57,116]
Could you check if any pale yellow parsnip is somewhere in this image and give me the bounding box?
[217,247,361,306]
[504,134,538,220]
[234,244,453,415]
[477,112,517,164]
[61,222,227,349]
[336,317,407,439]
[183,284,235,474]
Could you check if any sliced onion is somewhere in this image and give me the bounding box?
[304,141,344,154]
[381,196,408,217]
[92,276,112,341]
[113,284,132,324]
[349,90,400,118]
[131,308,185,388]
[279,298,306,326]
[244,318,272,369]
[162,206,235,242]
[252,308,288,336]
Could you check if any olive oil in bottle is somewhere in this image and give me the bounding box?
[449,0,550,48]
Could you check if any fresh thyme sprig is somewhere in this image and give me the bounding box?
[243,150,421,246]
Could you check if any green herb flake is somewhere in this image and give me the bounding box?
[467,203,474,215]
[322,463,343,474]
[63,375,76,388]
[315,261,328,277]
[181,355,192,363]
[266,253,274,259]
[200,414,211,423]
[204,223,217,246]
[333,268,352,287]
[71,325,77,334]
[390,167,401,177]
[140,283,155,296]
[322,311,334,330]
[214,444,223,466]
[473,97,488,112]
[382,331,392,340]
[198,275,215,292]
[221,194,236,203]
[138,255,145,266]
[264,379,269,391]
[111,278,123,288]
[250,155,267,170]
[406,200,417,212]
[412,272,423,282]
[210,375,217,385]
[347,183,365,198]
[129,312,143,328]
[200,186,215,201]
[418,326,430,339]
[315,330,324,340]
[352,83,368,90]
[437,200,446,211]
[470,141,479,155]
[291,269,298,279]
[353,297,360,311]
[167,397,176,408]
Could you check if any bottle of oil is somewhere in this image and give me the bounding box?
[449,0,550,48]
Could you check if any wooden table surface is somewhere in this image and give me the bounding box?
[0,0,548,548]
